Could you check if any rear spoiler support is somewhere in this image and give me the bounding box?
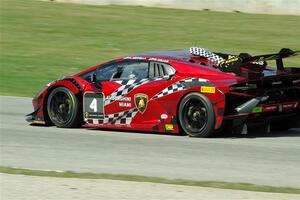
[219,48,299,74]
[274,48,297,72]
[276,58,284,72]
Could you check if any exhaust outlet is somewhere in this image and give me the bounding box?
[235,96,268,113]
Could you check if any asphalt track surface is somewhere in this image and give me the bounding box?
[0,96,299,187]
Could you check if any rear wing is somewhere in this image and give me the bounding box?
[218,48,300,73]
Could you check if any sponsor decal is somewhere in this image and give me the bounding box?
[148,57,169,63]
[283,103,296,109]
[104,79,149,106]
[119,102,131,107]
[124,56,147,60]
[251,106,262,113]
[111,97,131,101]
[165,124,174,131]
[200,86,216,94]
[220,57,238,65]
[118,97,132,108]
[263,105,277,112]
[134,93,148,114]
[124,56,169,63]
[161,114,168,119]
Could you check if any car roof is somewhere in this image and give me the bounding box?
[126,49,192,63]
[74,50,191,77]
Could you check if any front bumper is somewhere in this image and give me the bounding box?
[26,115,46,125]
[26,109,46,125]
[25,98,46,125]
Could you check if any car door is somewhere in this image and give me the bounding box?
[84,60,151,125]
[83,60,176,126]
[129,61,177,125]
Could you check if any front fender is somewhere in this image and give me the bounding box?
[28,77,84,124]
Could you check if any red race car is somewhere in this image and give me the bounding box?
[27,47,300,137]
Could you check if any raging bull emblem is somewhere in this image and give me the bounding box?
[134,93,148,114]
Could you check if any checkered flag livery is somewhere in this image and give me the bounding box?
[90,78,210,125]
[104,79,149,105]
[190,47,226,65]
[90,108,138,125]
[152,78,208,100]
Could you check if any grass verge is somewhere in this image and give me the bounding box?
[1,166,299,194]
[1,0,300,96]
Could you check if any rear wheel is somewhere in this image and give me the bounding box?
[47,87,82,128]
[178,93,215,137]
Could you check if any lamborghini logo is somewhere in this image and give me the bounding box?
[134,93,148,114]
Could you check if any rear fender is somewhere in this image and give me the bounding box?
[201,88,226,129]
[180,87,226,130]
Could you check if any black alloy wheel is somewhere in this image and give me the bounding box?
[178,93,215,137]
[47,87,81,128]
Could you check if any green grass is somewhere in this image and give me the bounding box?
[1,166,300,194]
[0,0,300,96]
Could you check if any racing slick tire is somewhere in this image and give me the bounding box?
[178,92,215,137]
[47,87,82,128]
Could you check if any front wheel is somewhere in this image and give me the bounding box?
[47,87,82,128]
[178,92,215,137]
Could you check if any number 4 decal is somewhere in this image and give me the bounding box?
[89,98,97,112]
[83,93,104,120]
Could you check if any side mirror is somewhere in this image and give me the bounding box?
[90,73,97,83]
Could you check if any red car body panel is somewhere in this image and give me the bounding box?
[28,48,300,134]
